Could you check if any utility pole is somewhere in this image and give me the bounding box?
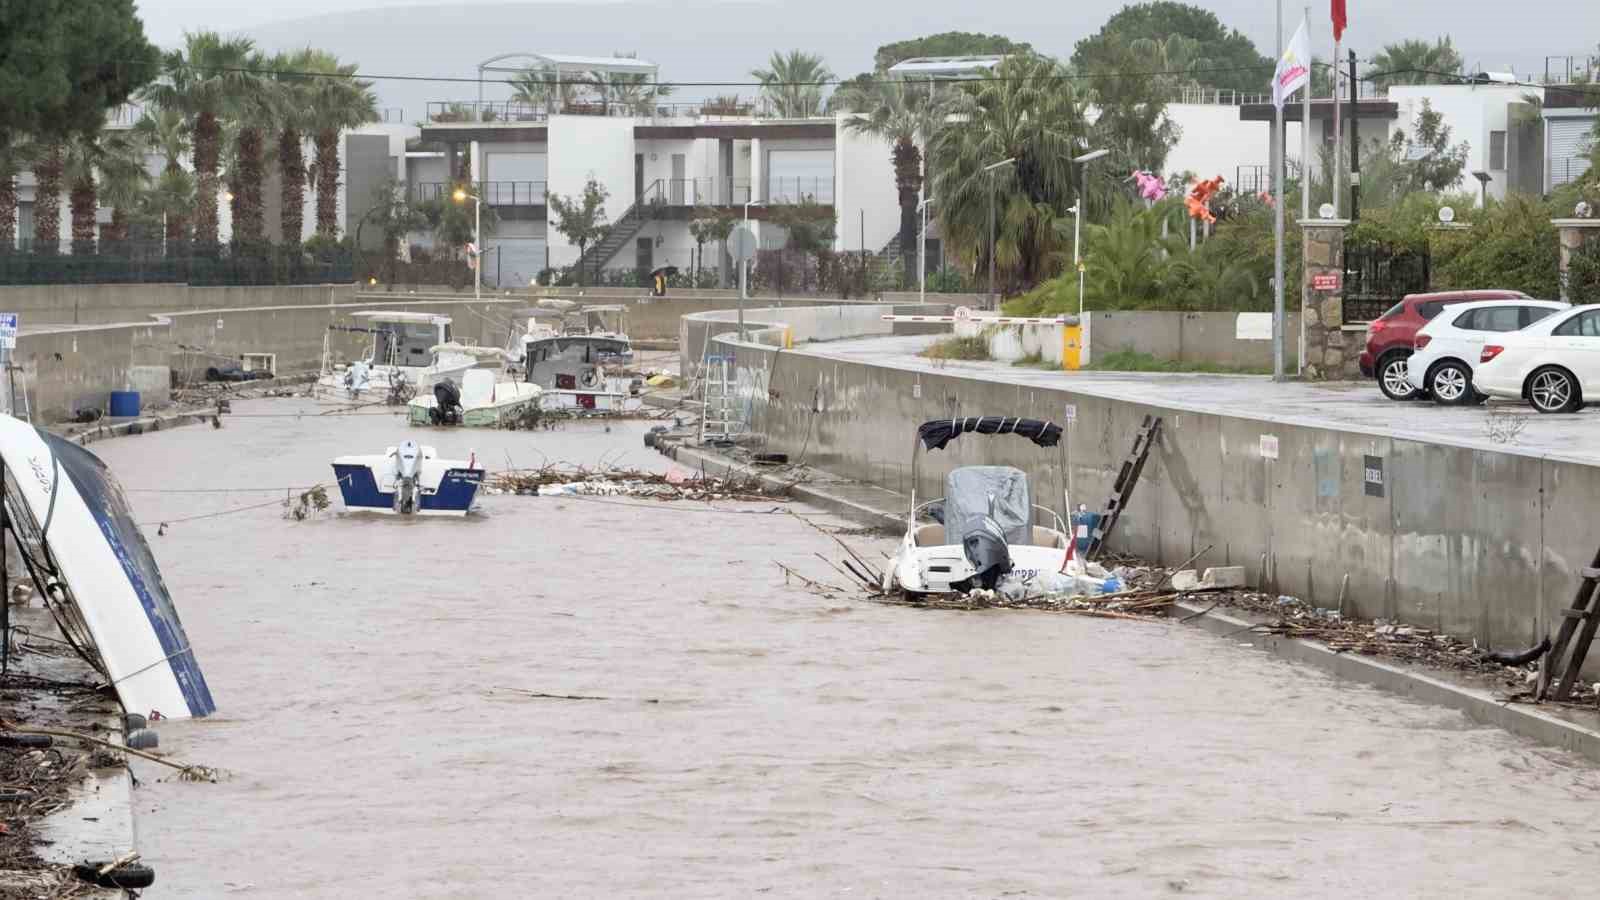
[1349,50,1361,221]
[1272,0,1286,382]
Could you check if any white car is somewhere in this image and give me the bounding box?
[1404,299,1568,405]
[1475,305,1600,413]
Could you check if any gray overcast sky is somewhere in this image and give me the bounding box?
[132,0,1599,115]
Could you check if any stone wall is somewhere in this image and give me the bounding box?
[1300,220,1359,380]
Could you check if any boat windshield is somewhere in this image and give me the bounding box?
[374,321,447,367]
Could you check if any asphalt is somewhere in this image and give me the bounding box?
[799,334,1600,465]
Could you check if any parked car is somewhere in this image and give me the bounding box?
[1476,305,1600,413]
[1403,299,1568,405]
[1360,289,1531,401]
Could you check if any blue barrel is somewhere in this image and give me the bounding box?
[1071,510,1101,554]
[108,390,141,417]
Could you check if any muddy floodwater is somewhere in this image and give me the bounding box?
[90,398,1600,897]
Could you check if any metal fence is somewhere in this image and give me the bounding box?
[411,181,548,206]
[1343,241,1430,323]
[0,241,353,286]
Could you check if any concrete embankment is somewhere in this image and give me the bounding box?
[684,306,1600,681]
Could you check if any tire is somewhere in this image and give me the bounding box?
[1377,353,1420,401]
[74,862,156,889]
[1527,366,1581,414]
[1428,360,1475,406]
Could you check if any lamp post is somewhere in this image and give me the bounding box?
[1471,170,1493,208]
[1071,149,1108,321]
[983,157,1016,310]
[917,196,935,303]
[453,187,482,301]
[739,200,762,339]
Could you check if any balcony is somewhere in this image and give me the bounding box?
[426,96,794,124]
[411,181,547,207]
[647,176,834,211]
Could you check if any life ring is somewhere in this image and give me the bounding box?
[579,368,602,389]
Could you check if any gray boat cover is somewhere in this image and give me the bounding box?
[943,466,1031,546]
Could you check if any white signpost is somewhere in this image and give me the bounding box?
[0,313,18,418]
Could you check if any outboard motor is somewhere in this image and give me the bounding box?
[430,381,462,426]
[958,494,1012,591]
[392,440,423,514]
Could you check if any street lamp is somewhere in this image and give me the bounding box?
[737,200,762,339]
[1071,148,1109,320]
[917,196,935,303]
[453,187,482,301]
[983,157,1016,311]
[1471,170,1493,209]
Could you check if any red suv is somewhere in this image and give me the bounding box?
[1361,289,1531,400]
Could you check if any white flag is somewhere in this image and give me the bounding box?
[1272,18,1311,109]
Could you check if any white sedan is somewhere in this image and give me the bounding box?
[1404,299,1568,405]
[1475,305,1600,413]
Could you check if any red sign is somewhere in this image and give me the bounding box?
[1312,272,1342,292]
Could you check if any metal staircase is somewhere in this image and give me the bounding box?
[572,179,667,277]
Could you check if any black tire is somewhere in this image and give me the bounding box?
[1527,366,1582,414]
[74,862,156,889]
[1428,360,1476,406]
[1377,352,1420,401]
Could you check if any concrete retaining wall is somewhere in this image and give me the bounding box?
[710,322,1598,672]
[679,303,952,376]
[1088,310,1302,369]
[19,323,168,421]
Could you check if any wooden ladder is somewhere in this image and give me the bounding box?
[1086,415,1162,560]
[1538,545,1600,701]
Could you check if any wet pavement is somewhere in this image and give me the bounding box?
[85,398,1600,897]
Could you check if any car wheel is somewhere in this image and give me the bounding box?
[1428,361,1474,406]
[1527,366,1581,414]
[1377,354,1418,401]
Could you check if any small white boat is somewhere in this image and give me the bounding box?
[0,415,215,719]
[510,303,641,415]
[331,440,485,516]
[407,369,542,427]
[317,311,479,401]
[885,417,1082,597]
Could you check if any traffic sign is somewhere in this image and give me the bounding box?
[0,313,18,350]
[730,225,758,262]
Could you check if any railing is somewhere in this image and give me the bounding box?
[378,107,405,123]
[1344,241,1431,324]
[1235,165,1271,195]
[411,181,547,206]
[105,102,146,127]
[426,100,551,124]
[652,177,834,208]
[0,240,353,287]
[1551,156,1595,189]
[427,95,799,123]
[766,176,834,205]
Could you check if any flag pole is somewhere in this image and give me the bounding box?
[1273,0,1286,382]
[1333,35,1342,216]
[1301,8,1312,223]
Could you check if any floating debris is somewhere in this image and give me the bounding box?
[487,465,789,503]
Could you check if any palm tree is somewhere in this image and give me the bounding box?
[509,68,580,114]
[61,133,139,254]
[271,50,317,246]
[928,54,1090,295]
[229,54,274,246]
[298,51,377,239]
[836,79,963,285]
[0,137,38,251]
[751,51,834,118]
[142,32,258,250]
[145,168,196,245]
[1371,37,1464,91]
[31,144,65,254]
[96,138,152,246]
[1127,34,1217,97]
[133,107,192,243]
[587,55,674,115]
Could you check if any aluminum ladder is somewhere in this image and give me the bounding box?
[699,354,740,444]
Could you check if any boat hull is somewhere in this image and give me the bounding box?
[331,461,483,516]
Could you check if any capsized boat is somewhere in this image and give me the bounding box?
[331,440,484,516]
[0,415,215,719]
[885,416,1084,597]
[316,311,479,401]
[406,369,542,427]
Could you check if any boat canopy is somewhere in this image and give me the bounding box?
[917,416,1062,451]
[350,310,452,325]
[944,466,1031,545]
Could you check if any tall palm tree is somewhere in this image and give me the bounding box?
[0,137,38,251]
[837,79,963,285]
[272,50,318,246]
[141,32,257,251]
[62,132,143,254]
[95,137,152,246]
[1371,37,1464,90]
[230,54,274,246]
[133,107,192,242]
[928,54,1090,295]
[31,144,65,254]
[751,51,834,118]
[298,51,377,239]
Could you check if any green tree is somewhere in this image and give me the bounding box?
[928,54,1090,295]
[548,177,611,286]
[510,68,581,113]
[1079,34,1182,178]
[31,144,64,253]
[1071,2,1271,94]
[0,0,158,140]
[297,51,377,239]
[588,54,673,115]
[229,54,276,246]
[0,138,38,250]
[270,50,318,246]
[688,208,736,284]
[144,168,195,246]
[359,179,427,283]
[872,32,1032,71]
[767,199,838,290]
[836,79,964,285]
[142,32,257,250]
[1358,100,1470,204]
[1370,37,1465,91]
[752,51,834,118]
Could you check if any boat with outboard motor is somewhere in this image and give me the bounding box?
[885,416,1084,597]
[0,414,215,719]
[316,311,479,402]
[406,369,542,427]
[331,440,485,516]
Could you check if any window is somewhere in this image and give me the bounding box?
[1489,131,1507,171]
[1418,301,1446,320]
[1554,311,1600,337]
[1524,307,1560,327]
[1477,306,1523,332]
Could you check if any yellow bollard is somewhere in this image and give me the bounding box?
[1062,324,1082,370]
[784,327,794,349]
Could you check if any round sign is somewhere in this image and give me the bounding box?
[953,306,973,323]
[730,225,758,262]
[1438,206,1456,224]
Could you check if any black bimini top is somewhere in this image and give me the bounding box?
[917,417,1063,451]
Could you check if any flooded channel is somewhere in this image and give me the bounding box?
[92,398,1600,897]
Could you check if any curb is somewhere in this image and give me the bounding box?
[660,440,1600,766]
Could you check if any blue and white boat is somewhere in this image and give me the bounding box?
[332,440,484,516]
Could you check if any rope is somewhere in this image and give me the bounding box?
[138,478,348,528]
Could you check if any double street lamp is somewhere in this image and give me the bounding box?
[452,187,482,301]
[917,196,935,303]
[983,157,1015,310]
[1071,148,1109,320]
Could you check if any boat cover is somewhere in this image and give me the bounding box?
[943,466,1031,546]
[918,417,1062,451]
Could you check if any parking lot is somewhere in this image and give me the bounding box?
[807,335,1600,464]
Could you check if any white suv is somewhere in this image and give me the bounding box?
[1404,299,1568,405]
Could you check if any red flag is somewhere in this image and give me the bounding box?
[1332,0,1347,41]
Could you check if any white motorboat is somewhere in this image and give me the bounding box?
[332,440,485,516]
[0,414,215,719]
[505,303,641,415]
[885,416,1083,597]
[407,369,542,427]
[317,311,479,402]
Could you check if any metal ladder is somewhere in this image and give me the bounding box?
[699,354,740,444]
